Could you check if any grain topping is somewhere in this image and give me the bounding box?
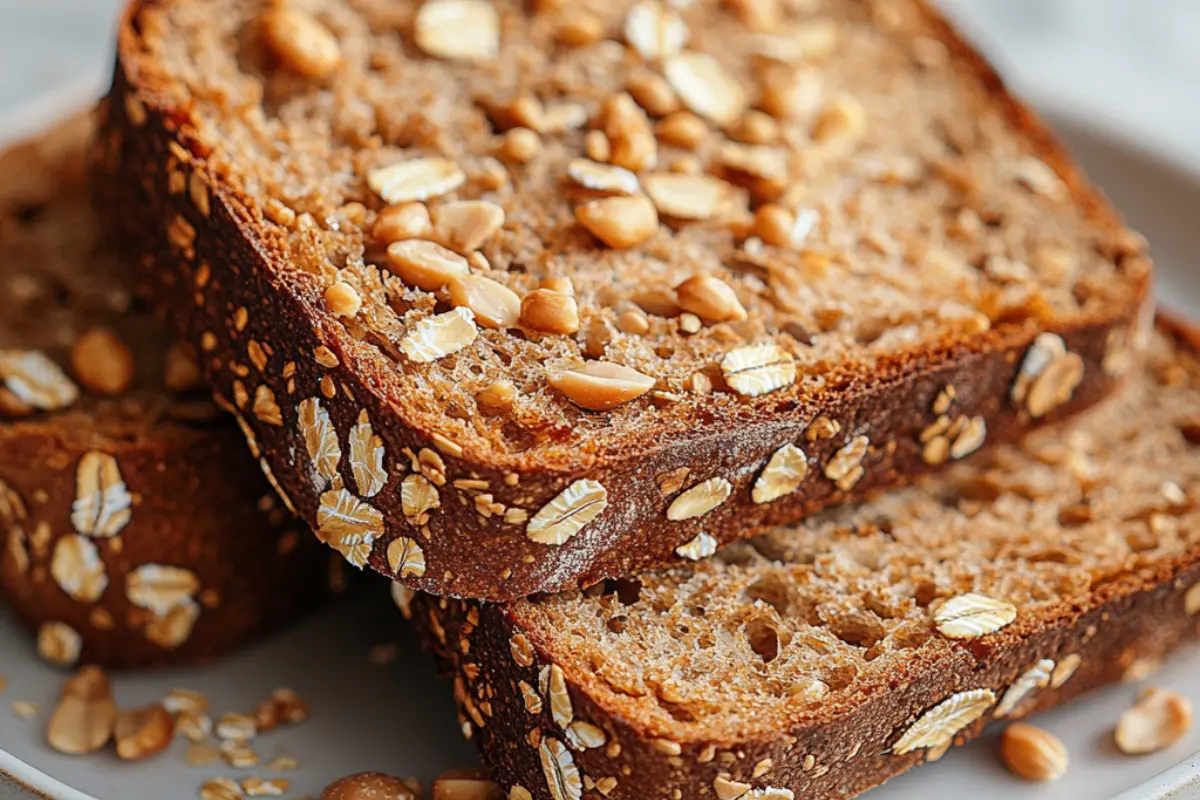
[0,350,79,416]
[414,0,500,62]
[46,666,117,756]
[259,8,341,78]
[369,158,466,205]
[1000,723,1068,782]
[1114,688,1193,755]
[548,362,656,411]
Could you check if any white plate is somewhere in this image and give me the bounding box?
[3,107,1200,800]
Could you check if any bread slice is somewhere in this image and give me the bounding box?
[412,317,1200,800]
[99,0,1151,599]
[0,115,340,669]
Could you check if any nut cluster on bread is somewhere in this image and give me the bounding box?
[98,0,1152,599]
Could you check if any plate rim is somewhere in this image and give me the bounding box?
[0,751,97,800]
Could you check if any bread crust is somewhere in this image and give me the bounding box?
[0,116,338,669]
[412,316,1200,799]
[417,552,1200,800]
[96,0,1151,600]
[0,423,337,669]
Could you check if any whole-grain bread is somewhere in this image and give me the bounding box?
[98,0,1151,600]
[0,114,339,669]
[413,317,1200,800]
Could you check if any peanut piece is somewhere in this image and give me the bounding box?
[373,203,433,242]
[1115,688,1193,754]
[656,111,708,150]
[754,204,795,247]
[500,128,541,163]
[477,380,516,415]
[433,200,506,252]
[575,196,658,249]
[555,13,604,46]
[627,70,680,117]
[617,309,651,335]
[115,703,175,761]
[259,8,341,79]
[321,771,418,800]
[540,277,575,296]
[325,282,362,318]
[386,240,469,290]
[676,275,747,323]
[584,130,611,162]
[999,723,1068,782]
[446,274,521,329]
[812,93,867,143]
[72,327,135,396]
[46,665,117,755]
[519,289,580,335]
[548,361,656,411]
[432,769,501,800]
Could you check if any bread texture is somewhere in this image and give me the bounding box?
[0,114,339,669]
[98,0,1151,599]
[414,317,1200,800]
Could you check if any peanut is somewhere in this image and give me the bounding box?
[999,722,1068,782]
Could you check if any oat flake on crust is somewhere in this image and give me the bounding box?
[539,736,583,800]
[71,451,133,538]
[298,397,342,490]
[349,409,388,498]
[316,488,382,568]
[893,689,995,755]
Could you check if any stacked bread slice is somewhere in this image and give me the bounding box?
[96,0,1150,601]
[414,319,1200,799]
[0,115,340,668]
[0,0,1189,796]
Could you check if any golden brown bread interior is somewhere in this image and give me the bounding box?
[0,114,338,669]
[416,319,1200,799]
[98,0,1151,598]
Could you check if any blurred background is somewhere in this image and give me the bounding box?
[2,0,1200,173]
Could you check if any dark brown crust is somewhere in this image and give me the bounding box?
[0,118,338,670]
[94,0,1152,601]
[416,317,1200,800]
[0,422,337,669]
[417,305,1200,799]
[417,549,1200,800]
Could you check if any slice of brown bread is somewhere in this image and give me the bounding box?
[98,0,1151,600]
[0,114,339,669]
[413,317,1200,800]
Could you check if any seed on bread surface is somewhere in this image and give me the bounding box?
[575,196,659,249]
[0,349,79,416]
[934,593,1017,639]
[548,361,655,411]
[447,274,521,329]
[259,9,341,79]
[385,240,470,291]
[521,289,581,335]
[676,274,748,323]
